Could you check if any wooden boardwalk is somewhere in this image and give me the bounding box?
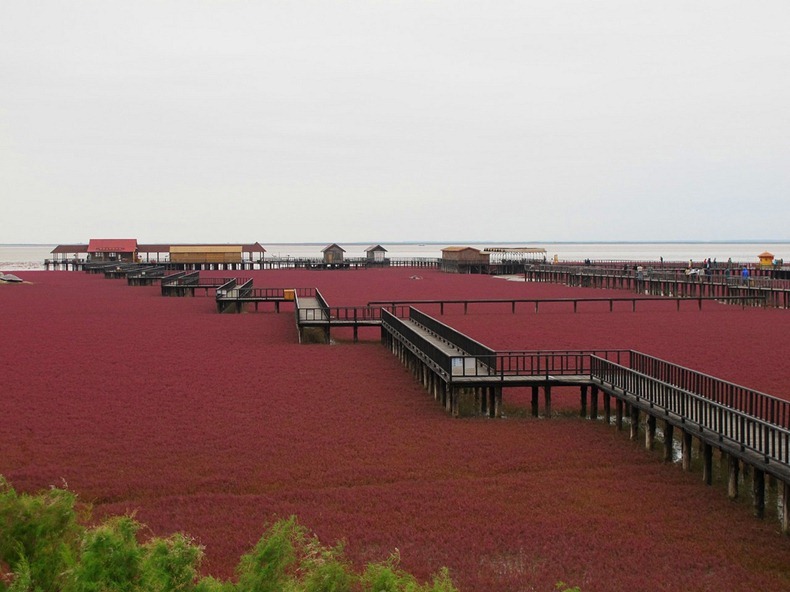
[381,306,790,528]
[105,267,790,530]
[525,264,790,308]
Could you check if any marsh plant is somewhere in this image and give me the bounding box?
[0,477,458,592]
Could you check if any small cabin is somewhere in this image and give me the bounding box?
[441,246,489,263]
[365,245,388,263]
[87,239,138,263]
[440,247,490,273]
[170,245,243,264]
[322,244,345,264]
[758,251,775,268]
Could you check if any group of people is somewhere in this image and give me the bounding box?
[685,257,753,284]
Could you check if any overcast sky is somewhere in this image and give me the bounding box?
[1,1,788,244]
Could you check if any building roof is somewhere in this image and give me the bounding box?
[365,245,388,252]
[322,243,346,252]
[759,251,774,258]
[51,244,88,254]
[137,244,172,253]
[246,242,266,253]
[136,243,266,253]
[483,247,547,254]
[441,246,481,253]
[87,239,138,253]
[170,245,243,254]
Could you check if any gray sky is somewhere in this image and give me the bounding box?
[1,1,788,244]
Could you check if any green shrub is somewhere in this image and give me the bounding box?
[236,516,303,592]
[0,476,82,591]
[141,533,203,592]
[66,516,143,592]
[0,477,459,592]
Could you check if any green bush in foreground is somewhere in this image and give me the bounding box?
[0,477,457,592]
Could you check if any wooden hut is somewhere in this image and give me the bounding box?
[322,244,345,264]
[440,246,490,274]
[365,245,388,263]
[87,239,138,263]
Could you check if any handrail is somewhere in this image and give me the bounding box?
[409,307,496,370]
[630,351,790,429]
[381,309,451,377]
[162,271,199,286]
[368,296,764,312]
[592,357,790,465]
[444,350,632,379]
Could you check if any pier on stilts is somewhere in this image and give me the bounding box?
[380,305,790,532]
[525,264,790,309]
[97,266,790,533]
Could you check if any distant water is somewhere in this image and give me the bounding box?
[1,242,787,272]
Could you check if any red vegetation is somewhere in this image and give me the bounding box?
[2,269,790,591]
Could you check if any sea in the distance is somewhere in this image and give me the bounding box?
[1,241,788,272]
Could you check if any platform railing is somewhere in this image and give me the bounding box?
[409,307,496,371]
[592,356,790,465]
[381,309,451,377]
[630,351,790,429]
[445,350,632,378]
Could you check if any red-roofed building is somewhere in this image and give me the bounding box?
[87,239,139,263]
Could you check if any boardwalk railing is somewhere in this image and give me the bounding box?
[630,351,790,429]
[447,350,632,379]
[382,309,452,378]
[369,296,762,314]
[297,305,411,324]
[162,271,199,286]
[410,307,497,371]
[591,357,790,466]
[524,264,788,308]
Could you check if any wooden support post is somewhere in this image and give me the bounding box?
[591,386,599,420]
[728,455,740,500]
[681,430,692,471]
[531,386,539,418]
[753,468,765,519]
[603,390,611,424]
[663,422,674,462]
[544,385,552,418]
[580,385,587,418]
[702,443,713,485]
[645,414,656,450]
[783,481,790,535]
[493,386,502,418]
[615,398,623,431]
[630,407,640,441]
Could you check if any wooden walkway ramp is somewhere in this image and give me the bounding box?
[381,306,790,530]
